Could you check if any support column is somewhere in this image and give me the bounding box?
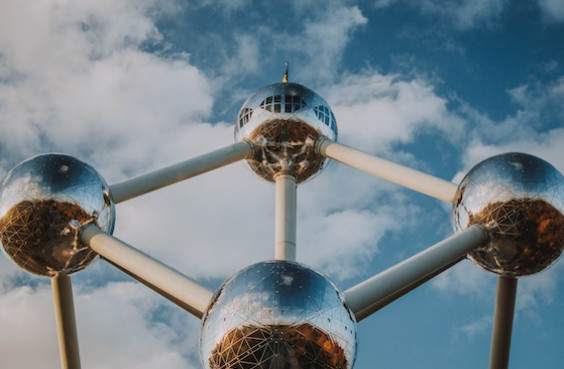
[274,174,297,261]
[52,274,81,369]
[489,276,518,369]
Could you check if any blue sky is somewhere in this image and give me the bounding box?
[1,0,564,368]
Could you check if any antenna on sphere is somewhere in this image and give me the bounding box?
[282,62,289,83]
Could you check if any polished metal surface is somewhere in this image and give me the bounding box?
[200,260,357,369]
[0,154,115,276]
[452,152,564,276]
[234,82,338,183]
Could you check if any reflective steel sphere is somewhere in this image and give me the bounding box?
[0,154,115,277]
[200,261,357,369]
[452,153,564,276]
[234,82,338,183]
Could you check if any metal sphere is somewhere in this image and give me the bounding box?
[200,260,357,369]
[0,154,115,277]
[234,82,338,183]
[452,152,564,276]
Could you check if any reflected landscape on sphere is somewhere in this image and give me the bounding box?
[234,83,338,183]
[452,152,564,276]
[200,261,357,369]
[0,154,115,276]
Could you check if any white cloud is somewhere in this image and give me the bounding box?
[0,280,201,369]
[76,282,200,369]
[456,77,564,174]
[298,206,399,280]
[0,0,211,172]
[458,315,492,341]
[277,5,368,83]
[0,284,60,368]
[325,71,464,153]
[421,0,507,30]
[372,0,507,30]
[375,0,564,27]
[517,262,563,313]
[537,0,564,22]
[373,0,396,9]
[432,259,494,299]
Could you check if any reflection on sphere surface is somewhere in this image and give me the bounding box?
[234,83,338,183]
[200,261,356,369]
[0,154,115,277]
[452,152,564,276]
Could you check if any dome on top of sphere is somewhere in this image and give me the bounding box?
[0,153,115,277]
[452,152,564,276]
[200,260,357,369]
[234,81,338,183]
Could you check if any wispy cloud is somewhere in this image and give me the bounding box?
[459,315,492,341]
[325,71,464,152]
[432,260,495,300]
[0,0,212,174]
[372,0,507,30]
[456,77,564,173]
[537,0,564,22]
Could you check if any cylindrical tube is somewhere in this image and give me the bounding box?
[52,274,81,369]
[489,276,518,369]
[79,225,214,318]
[274,174,297,261]
[316,137,458,203]
[110,141,254,203]
[344,225,488,321]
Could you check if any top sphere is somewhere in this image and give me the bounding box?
[0,154,115,277]
[452,152,564,276]
[200,260,357,369]
[234,82,338,183]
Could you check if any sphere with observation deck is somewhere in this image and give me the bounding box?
[234,80,338,183]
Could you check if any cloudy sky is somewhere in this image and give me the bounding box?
[1,0,564,368]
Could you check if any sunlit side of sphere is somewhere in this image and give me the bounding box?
[0,154,115,277]
[200,261,357,369]
[234,82,338,183]
[452,152,564,276]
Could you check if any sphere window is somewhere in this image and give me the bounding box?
[314,105,337,130]
[238,108,252,128]
[259,95,307,114]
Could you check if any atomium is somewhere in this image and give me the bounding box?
[452,152,564,276]
[235,82,338,183]
[200,261,357,369]
[0,153,115,276]
[1,75,564,369]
